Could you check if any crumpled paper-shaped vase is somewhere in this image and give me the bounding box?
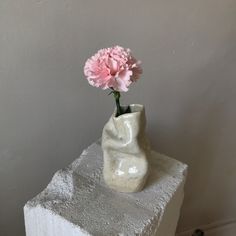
[102,104,150,192]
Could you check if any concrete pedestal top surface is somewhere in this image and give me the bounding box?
[24,141,187,236]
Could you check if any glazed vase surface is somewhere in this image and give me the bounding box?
[102,104,150,192]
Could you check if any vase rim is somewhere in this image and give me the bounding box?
[112,104,145,119]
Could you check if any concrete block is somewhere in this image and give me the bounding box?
[24,141,187,236]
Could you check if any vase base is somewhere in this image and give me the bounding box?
[103,171,149,193]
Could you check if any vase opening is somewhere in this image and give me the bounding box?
[115,104,144,118]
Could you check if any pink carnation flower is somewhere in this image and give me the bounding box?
[84,46,142,92]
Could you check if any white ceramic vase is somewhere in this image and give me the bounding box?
[102,104,150,193]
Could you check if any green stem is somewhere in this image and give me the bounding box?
[113,91,122,117]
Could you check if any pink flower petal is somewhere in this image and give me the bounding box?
[84,46,142,92]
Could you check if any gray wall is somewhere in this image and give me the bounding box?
[0,0,236,235]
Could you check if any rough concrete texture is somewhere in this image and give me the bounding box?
[24,141,187,236]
